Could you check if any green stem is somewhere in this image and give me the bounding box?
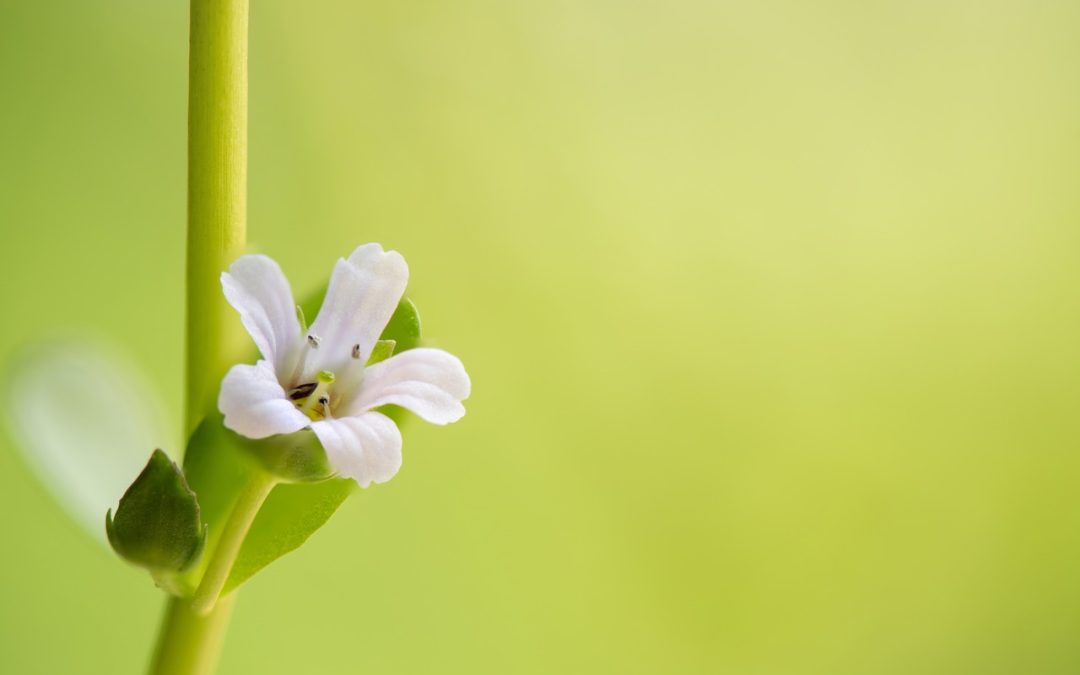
[185,0,248,438]
[190,472,277,615]
[151,0,249,673]
[149,595,236,675]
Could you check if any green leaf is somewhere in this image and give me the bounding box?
[106,450,206,574]
[381,297,421,352]
[224,478,355,592]
[2,340,172,544]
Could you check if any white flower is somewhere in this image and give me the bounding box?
[217,244,470,487]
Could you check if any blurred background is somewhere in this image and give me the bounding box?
[3,0,1080,673]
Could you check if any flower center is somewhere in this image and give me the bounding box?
[288,370,336,421]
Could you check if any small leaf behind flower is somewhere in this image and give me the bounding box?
[381,297,421,353]
[106,449,206,573]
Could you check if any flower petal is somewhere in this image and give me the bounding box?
[310,412,402,488]
[221,254,301,374]
[304,244,408,379]
[347,348,470,424]
[219,361,310,439]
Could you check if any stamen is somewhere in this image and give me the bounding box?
[296,305,308,334]
[290,332,322,385]
[351,344,361,360]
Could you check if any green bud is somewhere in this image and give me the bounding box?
[106,449,207,574]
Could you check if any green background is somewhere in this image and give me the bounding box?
[3,1,1080,673]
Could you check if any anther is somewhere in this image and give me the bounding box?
[351,344,361,360]
[287,382,318,401]
[307,334,321,348]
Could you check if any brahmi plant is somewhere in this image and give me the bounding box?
[3,2,470,674]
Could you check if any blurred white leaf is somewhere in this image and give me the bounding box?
[3,340,172,544]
